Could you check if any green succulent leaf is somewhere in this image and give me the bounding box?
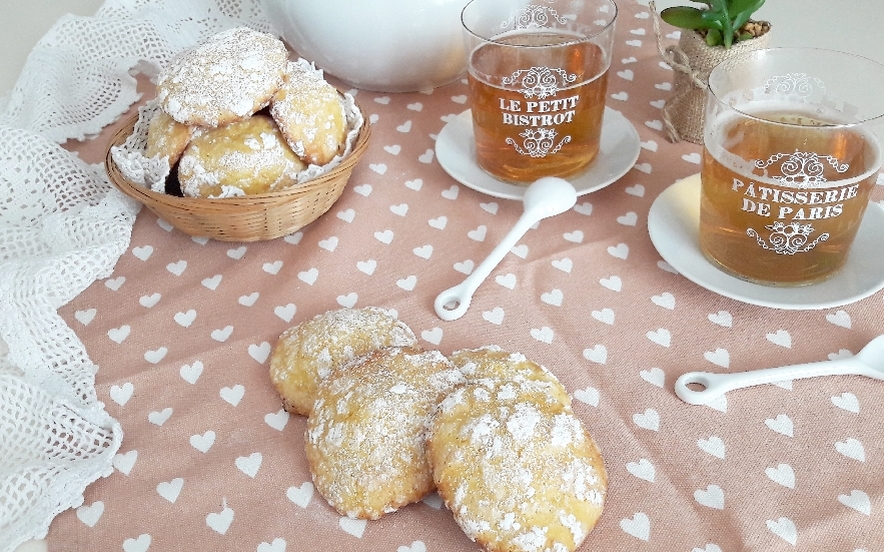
[705,27,724,46]
[660,0,765,44]
[701,10,726,30]
[737,31,754,41]
[660,6,711,29]
[708,0,728,15]
[723,28,734,48]
[732,10,752,30]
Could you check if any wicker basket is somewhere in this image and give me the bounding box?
[105,109,371,242]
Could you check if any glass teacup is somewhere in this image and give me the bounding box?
[700,48,884,286]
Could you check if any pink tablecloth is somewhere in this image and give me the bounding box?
[49,1,884,550]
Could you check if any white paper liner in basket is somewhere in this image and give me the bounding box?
[111,59,365,197]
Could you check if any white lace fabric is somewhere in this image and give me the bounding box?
[0,1,271,550]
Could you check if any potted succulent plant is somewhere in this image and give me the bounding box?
[651,0,772,143]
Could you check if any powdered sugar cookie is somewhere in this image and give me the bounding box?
[156,26,288,128]
[145,109,194,166]
[177,113,304,198]
[269,307,418,417]
[449,345,572,408]
[270,61,347,165]
[428,380,607,552]
[306,346,465,520]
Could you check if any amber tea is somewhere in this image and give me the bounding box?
[461,0,617,184]
[701,109,879,285]
[468,31,609,183]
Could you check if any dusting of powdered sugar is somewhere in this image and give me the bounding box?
[429,378,607,552]
[448,345,572,408]
[176,113,306,198]
[113,60,364,195]
[269,306,417,417]
[506,402,542,442]
[305,346,464,520]
[156,26,288,127]
[270,59,348,166]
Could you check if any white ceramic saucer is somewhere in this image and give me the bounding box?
[647,173,884,310]
[435,107,641,200]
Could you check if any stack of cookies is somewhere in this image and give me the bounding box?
[146,26,349,198]
[269,306,608,552]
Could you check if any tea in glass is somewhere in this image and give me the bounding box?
[461,0,617,183]
[700,49,884,286]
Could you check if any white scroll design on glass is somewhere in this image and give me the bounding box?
[504,4,570,30]
[762,72,825,98]
[503,66,576,99]
[747,220,830,255]
[507,127,571,157]
[755,150,849,188]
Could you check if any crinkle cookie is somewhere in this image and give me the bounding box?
[427,379,607,552]
[177,113,304,198]
[269,307,418,417]
[449,345,572,408]
[306,346,465,520]
[270,61,347,165]
[145,109,194,166]
[156,26,288,128]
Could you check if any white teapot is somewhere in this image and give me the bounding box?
[261,0,468,92]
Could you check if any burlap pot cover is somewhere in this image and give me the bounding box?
[660,27,772,144]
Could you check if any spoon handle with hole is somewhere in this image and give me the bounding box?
[433,212,536,321]
[674,357,867,405]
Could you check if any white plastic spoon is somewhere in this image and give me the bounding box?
[433,176,577,321]
[674,334,884,405]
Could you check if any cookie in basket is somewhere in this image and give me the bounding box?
[177,113,305,197]
[427,379,608,552]
[156,26,288,128]
[306,346,465,520]
[144,109,194,166]
[449,344,572,408]
[270,60,348,166]
[269,306,418,416]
